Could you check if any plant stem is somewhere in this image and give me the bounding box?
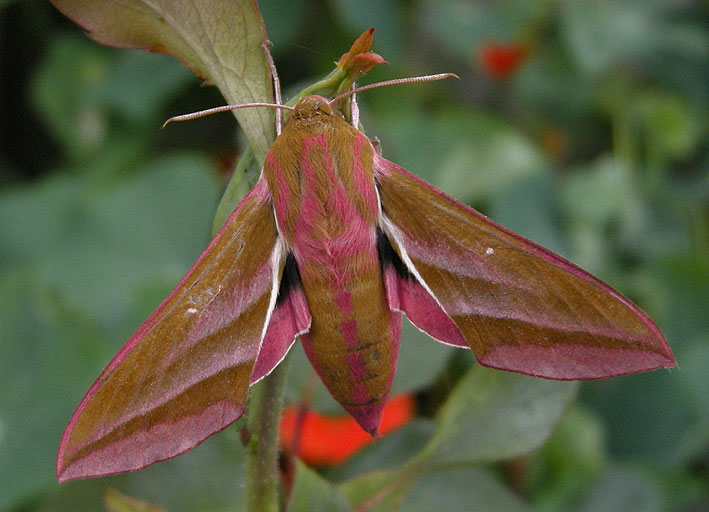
[245,353,291,512]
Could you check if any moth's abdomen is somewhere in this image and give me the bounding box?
[299,245,400,433]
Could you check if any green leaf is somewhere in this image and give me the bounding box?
[0,269,105,510]
[418,365,578,467]
[370,104,546,205]
[341,468,416,512]
[340,366,576,510]
[580,369,693,466]
[49,0,274,161]
[561,156,634,227]
[560,0,657,76]
[24,154,222,331]
[489,172,568,256]
[419,0,550,59]
[634,90,701,163]
[527,406,607,511]
[394,319,458,393]
[669,336,709,467]
[105,488,167,512]
[576,465,662,512]
[399,466,531,512]
[257,0,309,53]
[434,112,546,204]
[560,156,636,271]
[93,49,196,123]
[331,420,435,481]
[288,461,354,512]
[30,34,113,159]
[342,464,531,512]
[650,254,709,343]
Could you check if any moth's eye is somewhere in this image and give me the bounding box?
[314,100,321,111]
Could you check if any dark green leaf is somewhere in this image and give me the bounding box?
[288,461,354,512]
[418,365,577,467]
[577,466,662,512]
[400,466,531,512]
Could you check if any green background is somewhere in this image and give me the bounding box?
[1,0,707,510]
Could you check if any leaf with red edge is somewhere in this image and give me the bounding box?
[49,0,275,160]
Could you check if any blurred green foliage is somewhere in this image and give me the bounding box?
[1,0,707,511]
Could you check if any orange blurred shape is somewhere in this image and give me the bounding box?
[541,126,568,160]
[280,393,415,466]
[477,41,529,79]
[213,152,238,179]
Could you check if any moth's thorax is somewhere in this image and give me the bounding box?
[263,96,380,250]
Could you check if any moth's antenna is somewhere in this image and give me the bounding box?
[162,73,457,127]
[332,73,459,104]
[262,39,283,135]
[162,103,294,128]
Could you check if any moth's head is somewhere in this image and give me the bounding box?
[291,96,335,121]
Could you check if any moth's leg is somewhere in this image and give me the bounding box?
[350,92,360,129]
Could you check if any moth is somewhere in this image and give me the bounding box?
[56,75,675,482]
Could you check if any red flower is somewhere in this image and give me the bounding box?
[477,41,529,79]
[280,393,415,466]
